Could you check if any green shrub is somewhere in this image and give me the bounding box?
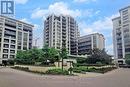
[11,67,69,75]
[96,62,102,65]
[126,59,130,65]
[73,68,82,73]
[11,66,45,74]
[73,66,117,74]
[73,66,88,73]
[8,60,15,65]
[73,63,107,67]
[97,67,117,73]
[12,66,29,71]
[45,68,69,75]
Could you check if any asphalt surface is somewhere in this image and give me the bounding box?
[0,67,130,87]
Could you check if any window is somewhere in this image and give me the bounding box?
[4,28,16,36]
[11,40,15,44]
[10,50,15,53]
[119,20,121,25]
[4,44,9,48]
[122,9,128,15]
[23,42,27,46]
[125,48,130,52]
[18,46,21,49]
[123,15,128,20]
[10,45,15,49]
[123,20,129,24]
[10,55,15,59]
[23,47,27,50]
[18,42,22,45]
[18,23,22,30]
[23,33,28,41]
[4,39,9,43]
[3,54,8,59]
[18,32,22,40]
[3,49,8,53]
[123,24,129,33]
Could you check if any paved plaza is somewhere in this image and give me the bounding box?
[0,68,130,87]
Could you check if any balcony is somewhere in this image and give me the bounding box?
[5,23,16,28]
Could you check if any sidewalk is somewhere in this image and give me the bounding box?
[74,72,102,77]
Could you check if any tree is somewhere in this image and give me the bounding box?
[48,48,60,63]
[28,48,41,63]
[42,45,51,65]
[125,54,130,65]
[15,50,33,64]
[60,48,68,71]
[87,48,112,64]
[15,48,42,65]
[15,45,68,66]
[42,45,60,65]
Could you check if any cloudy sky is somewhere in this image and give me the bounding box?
[13,0,130,55]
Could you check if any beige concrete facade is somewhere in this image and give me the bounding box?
[0,15,33,64]
[112,6,130,63]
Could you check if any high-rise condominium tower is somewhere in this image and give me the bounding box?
[44,14,79,55]
[78,33,105,55]
[112,6,130,64]
[0,15,33,64]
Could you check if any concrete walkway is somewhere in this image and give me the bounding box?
[0,68,130,87]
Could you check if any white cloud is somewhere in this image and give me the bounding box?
[106,44,113,55]
[79,13,120,54]
[20,18,40,29]
[31,1,100,20]
[81,9,100,19]
[80,13,119,36]
[95,10,100,15]
[31,8,48,19]
[31,2,81,19]
[20,18,31,23]
[14,0,28,4]
[79,21,96,35]
[34,24,40,30]
[74,0,97,3]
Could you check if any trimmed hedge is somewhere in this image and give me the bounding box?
[11,66,29,71]
[119,65,130,68]
[11,66,45,74]
[73,66,117,74]
[45,68,69,75]
[11,66,69,75]
[73,63,114,67]
[93,67,117,73]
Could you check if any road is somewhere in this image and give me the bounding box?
[0,68,130,87]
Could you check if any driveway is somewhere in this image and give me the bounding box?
[0,68,130,87]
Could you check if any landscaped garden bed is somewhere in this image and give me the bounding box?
[45,68,69,75]
[11,66,45,74]
[11,65,117,76]
[11,66,70,75]
[73,66,117,74]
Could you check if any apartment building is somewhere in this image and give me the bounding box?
[0,15,33,64]
[44,14,79,55]
[112,6,130,64]
[78,33,105,55]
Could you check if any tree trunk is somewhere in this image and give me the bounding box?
[62,58,63,71]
